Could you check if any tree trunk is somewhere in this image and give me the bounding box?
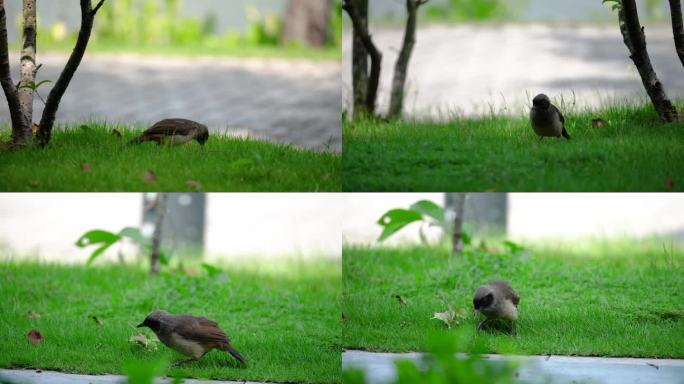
[282,0,332,47]
[0,0,29,145]
[17,0,37,145]
[343,0,381,116]
[619,0,678,123]
[150,193,167,276]
[351,0,368,118]
[37,0,105,147]
[669,0,684,67]
[446,193,467,256]
[388,0,427,119]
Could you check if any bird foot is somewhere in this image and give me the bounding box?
[172,358,197,367]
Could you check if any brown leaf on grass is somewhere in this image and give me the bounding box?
[90,315,104,326]
[342,312,347,322]
[80,163,92,173]
[143,170,158,184]
[29,180,40,188]
[665,179,674,190]
[186,179,202,190]
[32,123,39,135]
[591,118,607,128]
[112,128,122,138]
[27,310,40,319]
[27,328,43,345]
[394,295,407,305]
[484,188,496,192]
[183,266,200,276]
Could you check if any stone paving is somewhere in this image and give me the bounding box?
[0,369,267,384]
[1,54,341,152]
[342,24,684,119]
[343,350,684,384]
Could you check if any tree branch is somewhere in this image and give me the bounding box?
[620,0,678,122]
[0,0,29,145]
[343,0,382,116]
[37,0,105,146]
[669,0,684,67]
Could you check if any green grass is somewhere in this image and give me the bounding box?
[0,124,340,191]
[343,240,684,357]
[11,41,341,61]
[343,105,684,191]
[0,259,341,383]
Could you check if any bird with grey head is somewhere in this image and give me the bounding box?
[137,310,246,367]
[473,280,520,332]
[530,93,571,141]
[129,118,209,148]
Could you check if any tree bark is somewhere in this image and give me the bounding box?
[150,193,167,276]
[0,0,29,145]
[17,0,37,145]
[282,0,332,47]
[669,0,684,67]
[351,0,368,118]
[619,0,678,123]
[37,0,105,147]
[450,193,466,257]
[388,0,428,119]
[343,0,381,116]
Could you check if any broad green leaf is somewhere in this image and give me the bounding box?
[158,249,170,266]
[34,80,52,89]
[75,230,121,265]
[409,200,445,224]
[118,226,148,247]
[377,209,423,242]
[462,230,472,245]
[503,240,524,254]
[201,263,222,277]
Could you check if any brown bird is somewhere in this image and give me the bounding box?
[473,280,520,332]
[129,118,209,147]
[137,310,246,367]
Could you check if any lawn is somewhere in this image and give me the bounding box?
[0,124,340,192]
[342,105,684,191]
[0,259,341,384]
[343,240,684,357]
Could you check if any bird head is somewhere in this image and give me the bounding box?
[136,310,167,331]
[473,285,495,315]
[196,125,209,147]
[532,93,551,110]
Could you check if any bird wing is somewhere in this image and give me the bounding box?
[490,280,520,306]
[142,118,197,136]
[171,316,230,345]
[552,104,565,125]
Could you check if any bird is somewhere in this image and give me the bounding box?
[129,118,209,147]
[530,94,571,141]
[137,310,246,367]
[473,280,520,332]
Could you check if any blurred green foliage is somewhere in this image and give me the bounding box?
[31,0,341,50]
[423,0,510,22]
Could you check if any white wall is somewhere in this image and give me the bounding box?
[0,193,341,262]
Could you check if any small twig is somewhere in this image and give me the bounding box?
[91,0,106,16]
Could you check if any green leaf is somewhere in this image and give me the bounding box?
[118,227,148,247]
[503,240,524,254]
[75,230,121,265]
[34,79,52,89]
[377,209,423,242]
[409,200,445,224]
[201,263,222,277]
[158,249,170,266]
[462,230,471,245]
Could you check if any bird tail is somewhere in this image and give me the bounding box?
[561,127,571,140]
[223,344,246,367]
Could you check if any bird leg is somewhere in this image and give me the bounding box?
[476,318,489,332]
[538,136,544,142]
[172,357,197,367]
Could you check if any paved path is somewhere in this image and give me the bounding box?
[343,350,684,384]
[0,369,266,384]
[342,24,684,119]
[1,54,341,152]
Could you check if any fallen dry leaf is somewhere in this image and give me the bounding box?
[342,312,347,322]
[29,180,40,188]
[32,122,39,135]
[394,295,407,305]
[27,328,43,345]
[186,179,202,190]
[432,308,468,329]
[27,310,40,319]
[143,170,157,184]
[90,315,104,326]
[665,179,674,190]
[591,118,607,128]
[484,188,496,192]
[112,128,122,138]
[80,163,92,172]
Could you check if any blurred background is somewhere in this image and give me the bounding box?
[0,193,341,263]
[1,0,342,151]
[342,0,684,119]
[342,193,684,245]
